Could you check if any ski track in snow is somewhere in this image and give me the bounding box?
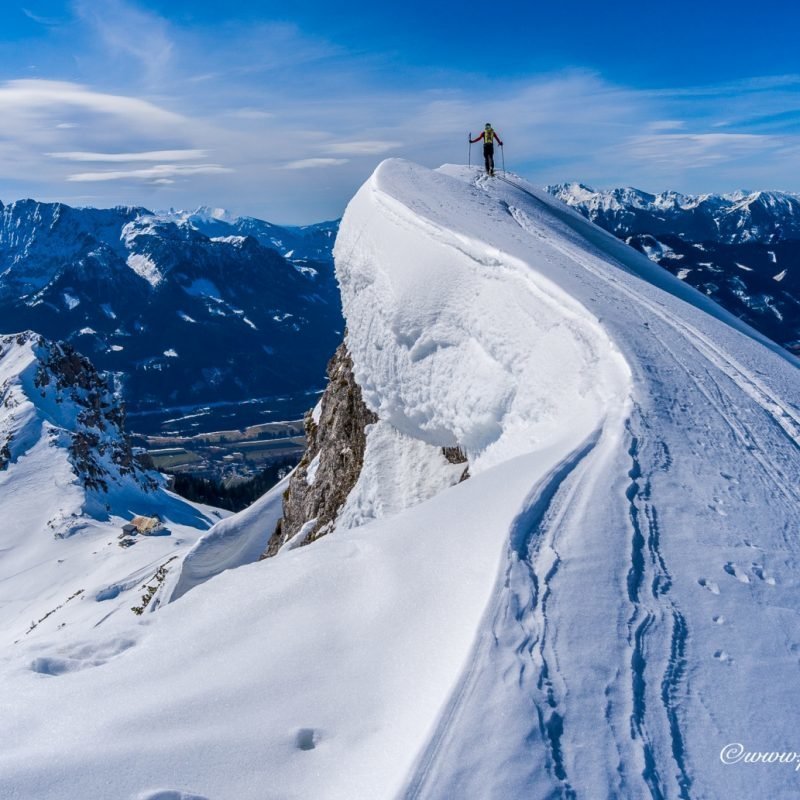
[500,177,800,450]
[403,432,606,800]
[394,166,800,800]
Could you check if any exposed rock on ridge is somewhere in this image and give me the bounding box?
[263,340,377,556]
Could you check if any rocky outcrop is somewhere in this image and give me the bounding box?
[0,332,155,492]
[0,436,10,471]
[263,340,377,557]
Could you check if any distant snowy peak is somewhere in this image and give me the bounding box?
[151,206,340,264]
[0,331,155,497]
[0,197,339,300]
[547,182,800,354]
[158,206,238,226]
[547,183,800,244]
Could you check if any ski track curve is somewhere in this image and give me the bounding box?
[402,432,603,800]
[398,167,799,800]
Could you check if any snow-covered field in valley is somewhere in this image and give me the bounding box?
[1,160,799,800]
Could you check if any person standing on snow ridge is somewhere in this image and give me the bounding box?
[470,123,503,175]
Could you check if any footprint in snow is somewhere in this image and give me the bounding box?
[723,562,750,584]
[713,650,734,665]
[709,497,727,516]
[751,563,777,585]
[712,615,725,625]
[295,727,322,751]
[698,578,720,595]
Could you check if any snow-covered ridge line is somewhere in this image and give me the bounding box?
[335,160,632,476]
[504,181,800,443]
[0,330,153,498]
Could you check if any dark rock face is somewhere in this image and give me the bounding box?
[442,445,470,482]
[263,340,377,557]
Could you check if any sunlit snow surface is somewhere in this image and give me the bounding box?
[1,161,799,800]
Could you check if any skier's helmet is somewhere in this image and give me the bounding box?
[485,123,492,128]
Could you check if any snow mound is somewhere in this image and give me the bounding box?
[171,475,288,600]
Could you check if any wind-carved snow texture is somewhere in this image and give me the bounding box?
[1,161,799,800]
[335,163,630,476]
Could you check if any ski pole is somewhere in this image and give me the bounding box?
[501,143,505,175]
[468,133,472,167]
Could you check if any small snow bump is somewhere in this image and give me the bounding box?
[698,578,720,595]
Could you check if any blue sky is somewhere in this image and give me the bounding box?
[2,1,800,222]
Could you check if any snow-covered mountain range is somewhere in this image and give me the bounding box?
[0,199,342,432]
[548,183,800,353]
[547,183,800,243]
[1,163,799,800]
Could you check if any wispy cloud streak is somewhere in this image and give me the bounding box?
[3,0,800,220]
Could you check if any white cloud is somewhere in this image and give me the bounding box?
[325,140,402,155]
[48,149,208,162]
[647,120,686,132]
[67,164,232,182]
[283,158,349,170]
[5,4,800,220]
[626,133,780,168]
[0,80,184,129]
[228,108,274,120]
[22,8,64,26]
